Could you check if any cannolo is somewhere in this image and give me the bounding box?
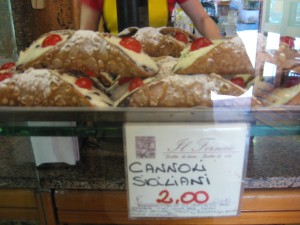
[255,34,300,86]
[259,66,300,106]
[118,27,196,57]
[0,68,113,107]
[16,30,159,78]
[153,56,179,76]
[109,56,178,103]
[226,74,255,89]
[117,73,261,107]
[173,36,254,75]
[262,83,300,106]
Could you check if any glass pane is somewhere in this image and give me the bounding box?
[288,2,300,26]
[1,0,300,224]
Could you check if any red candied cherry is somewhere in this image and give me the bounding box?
[118,77,133,85]
[230,77,245,88]
[0,73,13,82]
[75,77,93,90]
[128,77,144,92]
[190,37,213,51]
[42,34,63,48]
[0,62,15,71]
[120,37,142,53]
[85,70,96,77]
[174,31,189,44]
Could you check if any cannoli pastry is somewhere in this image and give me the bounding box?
[255,34,300,85]
[16,30,159,78]
[109,56,180,105]
[97,72,118,87]
[173,36,254,75]
[225,74,255,89]
[152,56,179,76]
[118,27,196,57]
[117,73,261,107]
[110,76,157,104]
[262,83,300,106]
[260,66,300,106]
[0,68,113,107]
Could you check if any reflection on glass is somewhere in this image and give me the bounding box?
[295,38,300,51]
[237,30,258,67]
[288,2,300,27]
[266,32,280,50]
[268,0,283,24]
[262,62,277,85]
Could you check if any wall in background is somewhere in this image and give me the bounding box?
[10,0,75,53]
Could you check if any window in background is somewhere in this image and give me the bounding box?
[267,0,283,24]
[262,0,300,37]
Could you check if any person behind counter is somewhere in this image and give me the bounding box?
[79,0,222,39]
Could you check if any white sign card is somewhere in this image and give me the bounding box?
[124,122,249,218]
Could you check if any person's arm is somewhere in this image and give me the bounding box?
[80,3,102,30]
[179,0,222,39]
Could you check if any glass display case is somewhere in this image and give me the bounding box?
[0,0,300,225]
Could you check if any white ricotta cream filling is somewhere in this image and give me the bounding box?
[103,35,159,72]
[112,76,156,107]
[173,40,223,71]
[17,34,69,67]
[60,73,113,107]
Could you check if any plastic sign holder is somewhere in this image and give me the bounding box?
[124,122,250,218]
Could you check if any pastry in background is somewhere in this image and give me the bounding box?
[118,27,196,57]
[258,65,300,106]
[255,34,300,86]
[262,83,300,106]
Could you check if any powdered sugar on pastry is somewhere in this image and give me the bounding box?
[132,27,164,46]
[61,30,106,54]
[119,27,188,57]
[154,56,178,76]
[0,68,61,98]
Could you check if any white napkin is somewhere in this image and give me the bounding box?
[211,86,253,108]
[28,121,79,166]
[211,86,254,122]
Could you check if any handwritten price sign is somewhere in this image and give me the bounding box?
[157,190,209,205]
[124,122,249,218]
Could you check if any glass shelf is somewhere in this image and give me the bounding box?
[0,106,299,122]
[0,123,299,137]
[0,106,299,137]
